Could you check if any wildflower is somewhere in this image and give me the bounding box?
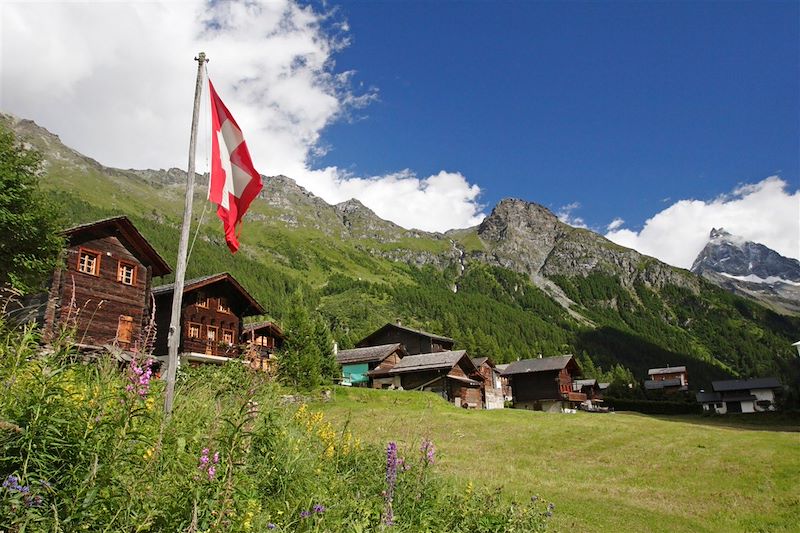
[212,451,220,464]
[420,438,435,466]
[267,524,276,530]
[300,510,311,519]
[207,465,216,480]
[312,504,326,513]
[197,447,219,481]
[127,357,154,398]
[383,441,398,526]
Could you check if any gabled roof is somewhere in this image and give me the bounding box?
[471,357,495,368]
[357,323,454,346]
[648,366,687,375]
[153,272,265,316]
[337,343,405,365]
[64,216,172,276]
[573,378,598,388]
[390,350,471,374]
[500,355,577,376]
[712,377,781,392]
[644,378,684,390]
[242,321,285,339]
[696,391,722,403]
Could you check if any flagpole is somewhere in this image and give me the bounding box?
[164,52,207,417]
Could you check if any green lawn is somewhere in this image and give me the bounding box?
[315,387,800,533]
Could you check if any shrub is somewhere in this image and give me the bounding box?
[0,322,552,531]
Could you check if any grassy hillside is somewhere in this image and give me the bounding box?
[317,387,800,533]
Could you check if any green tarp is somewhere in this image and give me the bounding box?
[342,363,369,384]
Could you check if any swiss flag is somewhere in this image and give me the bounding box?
[208,78,263,253]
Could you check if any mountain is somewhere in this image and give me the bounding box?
[3,111,799,391]
[691,228,800,315]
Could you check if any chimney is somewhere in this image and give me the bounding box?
[396,318,402,326]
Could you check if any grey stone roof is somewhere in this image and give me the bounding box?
[390,350,467,374]
[573,379,598,388]
[336,344,403,365]
[500,355,574,376]
[696,391,722,403]
[471,357,489,368]
[644,378,684,390]
[648,366,687,375]
[712,377,781,392]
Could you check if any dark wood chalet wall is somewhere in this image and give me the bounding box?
[362,329,450,355]
[154,286,243,358]
[49,235,152,348]
[511,371,561,402]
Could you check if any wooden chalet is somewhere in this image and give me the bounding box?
[471,357,505,409]
[494,363,513,402]
[501,355,584,412]
[356,322,454,355]
[152,273,265,365]
[645,365,689,393]
[389,350,484,408]
[572,378,604,409]
[696,377,781,414]
[241,321,285,372]
[12,216,172,350]
[335,343,407,388]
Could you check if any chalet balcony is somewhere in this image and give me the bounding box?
[182,338,240,359]
[566,391,587,402]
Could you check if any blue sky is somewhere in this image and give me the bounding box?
[318,0,799,233]
[2,0,797,266]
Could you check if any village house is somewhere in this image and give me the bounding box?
[472,357,505,409]
[241,321,285,372]
[501,355,584,412]
[645,365,689,393]
[494,363,513,402]
[9,216,172,351]
[152,273,265,366]
[696,377,782,414]
[389,350,484,408]
[572,378,604,406]
[356,321,454,355]
[335,343,408,388]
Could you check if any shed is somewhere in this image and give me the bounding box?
[390,350,484,408]
[335,343,407,388]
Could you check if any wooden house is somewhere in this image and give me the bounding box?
[696,377,781,414]
[471,357,505,409]
[152,273,265,365]
[645,365,689,393]
[241,321,285,372]
[16,216,172,350]
[335,343,407,388]
[494,363,513,402]
[572,378,604,408]
[356,322,454,355]
[389,350,484,408]
[501,355,584,412]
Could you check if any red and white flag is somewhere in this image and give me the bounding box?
[208,78,263,253]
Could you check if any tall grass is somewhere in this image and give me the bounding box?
[0,323,551,532]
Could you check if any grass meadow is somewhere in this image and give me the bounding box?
[315,387,800,533]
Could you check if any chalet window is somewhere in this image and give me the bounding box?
[206,326,218,343]
[77,249,100,276]
[117,315,134,344]
[117,261,136,285]
[196,292,208,308]
[217,300,231,313]
[188,323,201,339]
[222,329,234,345]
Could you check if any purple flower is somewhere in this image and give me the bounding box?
[312,504,326,513]
[420,439,435,466]
[267,524,276,530]
[300,510,311,519]
[207,465,216,480]
[212,452,219,464]
[383,442,398,526]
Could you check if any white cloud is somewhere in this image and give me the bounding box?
[556,202,588,229]
[0,0,484,233]
[605,176,800,268]
[606,218,625,232]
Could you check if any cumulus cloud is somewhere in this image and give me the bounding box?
[556,202,588,229]
[0,0,484,232]
[606,218,625,232]
[605,176,800,268]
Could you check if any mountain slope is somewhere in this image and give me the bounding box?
[3,112,799,390]
[691,228,800,315]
